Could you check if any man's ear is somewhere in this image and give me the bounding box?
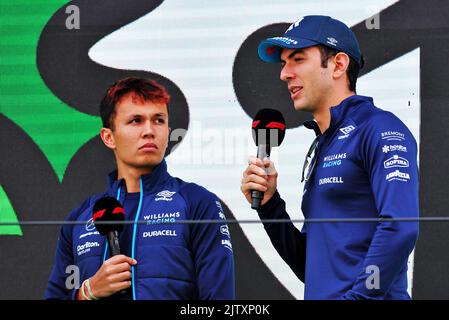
[100,127,116,150]
[332,52,350,80]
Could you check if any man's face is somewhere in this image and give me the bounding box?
[279,46,333,112]
[104,93,169,171]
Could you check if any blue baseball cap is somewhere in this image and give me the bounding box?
[258,15,363,67]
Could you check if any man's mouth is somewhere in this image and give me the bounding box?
[289,86,303,99]
[139,143,158,152]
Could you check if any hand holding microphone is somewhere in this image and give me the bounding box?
[77,197,136,300]
[241,156,278,208]
[240,109,286,209]
[85,254,136,300]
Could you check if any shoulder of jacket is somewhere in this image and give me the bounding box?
[178,181,217,199]
[351,105,406,132]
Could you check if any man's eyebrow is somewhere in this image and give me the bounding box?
[280,49,306,63]
[127,112,167,118]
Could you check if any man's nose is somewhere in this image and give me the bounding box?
[280,62,294,82]
[142,120,155,138]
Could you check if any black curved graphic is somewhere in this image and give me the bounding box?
[36,0,188,156]
[1,0,294,299]
[0,114,118,299]
[233,23,313,129]
[232,0,449,299]
[3,0,449,300]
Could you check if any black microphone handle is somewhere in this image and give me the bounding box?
[106,230,130,299]
[107,230,121,257]
[251,144,270,210]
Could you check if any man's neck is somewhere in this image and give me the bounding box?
[313,91,355,134]
[117,165,154,193]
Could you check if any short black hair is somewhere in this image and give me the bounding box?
[317,45,361,92]
[99,77,170,130]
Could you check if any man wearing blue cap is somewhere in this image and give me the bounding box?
[241,15,419,299]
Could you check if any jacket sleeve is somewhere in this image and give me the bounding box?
[257,191,307,282]
[182,184,235,300]
[344,113,419,300]
[44,199,91,300]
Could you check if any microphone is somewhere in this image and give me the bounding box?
[251,108,286,209]
[92,197,125,257]
[92,197,130,299]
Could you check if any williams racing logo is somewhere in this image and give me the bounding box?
[270,36,298,45]
[323,153,346,168]
[143,212,181,225]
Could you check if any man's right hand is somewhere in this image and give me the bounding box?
[78,255,137,300]
[241,156,278,207]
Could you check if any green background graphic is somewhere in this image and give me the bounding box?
[0,185,21,235]
[0,0,99,234]
[1,0,449,299]
[0,0,292,299]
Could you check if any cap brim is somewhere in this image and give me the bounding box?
[258,37,320,63]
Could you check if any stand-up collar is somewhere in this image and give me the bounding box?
[107,159,171,197]
[329,95,372,130]
[303,95,373,136]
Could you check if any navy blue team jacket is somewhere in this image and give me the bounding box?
[258,95,419,300]
[45,160,235,300]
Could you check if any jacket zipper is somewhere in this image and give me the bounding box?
[130,177,144,300]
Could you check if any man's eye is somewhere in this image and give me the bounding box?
[155,118,165,124]
[130,118,141,123]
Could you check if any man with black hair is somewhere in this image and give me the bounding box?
[241,15,419,300]
[46,77,235,300]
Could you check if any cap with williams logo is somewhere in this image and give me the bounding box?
[258,15,363,67]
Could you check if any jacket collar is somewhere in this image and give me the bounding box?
[107,159,171,198]
[303,95,373,136]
